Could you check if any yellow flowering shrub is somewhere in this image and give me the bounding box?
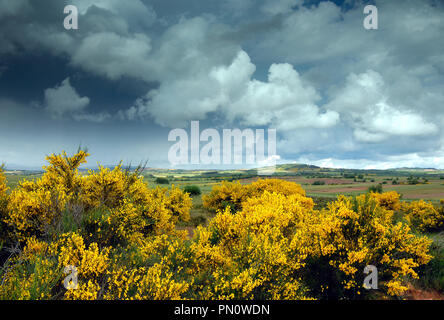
[366,191,401,211]
[0,254,60,300]
[6,179,68,240]
[196,191,432,299]
[102,233,194,300]
[0,232,110,300]
[202,181,248,213]
[247,178,306,198]
[202,178,307,213]
[3,151,89,241]
[80,165,127,209]
[302,194,432,298]
[105,264,189,300]
[64,280,102,300]
[42,150,88,192]
[192,191,316,299]
[0,151,194,300]
[402,200,444,232]
[147,186,192,225]
[3,151,191,244]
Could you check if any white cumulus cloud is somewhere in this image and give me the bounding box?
[122,50,340,131]
[44,78,110,122]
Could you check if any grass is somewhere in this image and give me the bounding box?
[176,195,215,238]
[414,232,444,294]
[4,172,42,191]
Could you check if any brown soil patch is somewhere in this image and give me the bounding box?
[406,288,444,300]
[404,284,444,300]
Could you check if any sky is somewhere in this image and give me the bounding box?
[0,0,443,170]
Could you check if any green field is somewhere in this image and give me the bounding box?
[137,165,444,202]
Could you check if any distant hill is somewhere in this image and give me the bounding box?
[4,162,443,177]
[275,163,321,170]
[391,167,438,171]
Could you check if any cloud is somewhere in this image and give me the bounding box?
[296,151,444,170]
[73,0,156,28]
[326,70,439,142]
[72,112,111,123]
[44,78,90,117]
[0,0,29,19]
[71,32,152,81]
[261,0,299,15]
[122,50,339,130]
[44,78,110,122]
[221,55,339,130]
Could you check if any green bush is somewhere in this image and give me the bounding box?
[312,180,325,186]
[155,177,169,184]
[183,185,201,196]
[368,184,383,193]
[407,175,419,185]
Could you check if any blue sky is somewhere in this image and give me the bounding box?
[0,0,443,170]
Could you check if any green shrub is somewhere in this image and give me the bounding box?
[312,180,325,186]
[407,176,419,185]
[155,177,169,184]
[183,185,201,196]
[368,184,383,193]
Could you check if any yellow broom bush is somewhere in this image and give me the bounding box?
[247,178,306,198]
[303,194,432,298]
[202,178,307,213]
[4,151,88,241]
[402,200,444,232]
[202,181,248,213]
[195,191,432,299]
[194,191,316,299]
[0,232,110,300]
[366,191,401,211]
